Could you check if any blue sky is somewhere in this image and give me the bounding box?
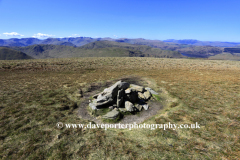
[0,0,239,42]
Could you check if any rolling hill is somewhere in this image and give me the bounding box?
[208,52,240,61]
[1,37,240,48]
[0,47,33,60]
[11,41,185,59]
[163,39,240,47]
[3,37,240,60]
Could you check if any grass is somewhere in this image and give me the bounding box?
[0,57,240,159]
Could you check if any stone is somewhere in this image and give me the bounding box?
[89,97,114,109]
[119,108,127,112]
[142,104,149,110]
[92,93,99,99]
[130,84,145,92]
[145,87,159,95]
[95,81,123,106]
[135,104,143,111]
[103,80,122,97]
[125,101,135,112]
[128,91,138,103]
[109,106,114,110]
[113,108,119,111]
[89,101,97,110]
[117,89,124,108]
[102,109,120,119]
[89,81,155,113]
[97,92,113,103]
[125,88,132,94]
[117,81,130,90]
[143,90,152,100]
[96,97,114,107]
[138,92,146,100]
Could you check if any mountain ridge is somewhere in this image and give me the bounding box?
[11,41,184,59]
[1,37,240,48]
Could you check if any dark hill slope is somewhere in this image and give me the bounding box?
[0,47,33,60]
[40,38,76,46]
[81,41,184,58]
[12,41,184,59]
[224,48,240,53]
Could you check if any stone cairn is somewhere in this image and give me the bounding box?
[89,80,158,119]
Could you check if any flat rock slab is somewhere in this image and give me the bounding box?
[143,104,149,110]
[102,109,120,119]
[130,84,145,92]
[145,87,158,95]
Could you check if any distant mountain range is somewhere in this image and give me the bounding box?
[0,37,116,47]
[1,37,240,60]
[1,37,240,48]
[163,39,240,47]
[11,41,184,59]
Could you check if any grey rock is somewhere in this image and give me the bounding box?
[117,89,124,108]
[103,80,122,97]
[96,98,114,107]
[125,88,132,94]
[89,102,97,110]
[119,108,127,112]
[135,104,143,111]
[96,81,122,105]
[102,109,120,119]
[97,92,113,103]
[142,104,149,110]
[138,92,146,100]
[125,101,135,112]
[127,91,138,103]
[130,84,144,92]
[92,93,99,99]
[145,87,159,95]
[143,90,152,100]
[117,81,130,90]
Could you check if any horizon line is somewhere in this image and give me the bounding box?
[0,37,239,43]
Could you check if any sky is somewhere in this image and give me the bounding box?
[0,0,239,42]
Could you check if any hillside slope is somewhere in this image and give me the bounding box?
[0,47,33,60]
[12,41,184,59]
[208,52,240,61]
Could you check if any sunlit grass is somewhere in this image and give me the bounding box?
[0,57,239,159]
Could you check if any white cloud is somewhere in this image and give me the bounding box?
[3,32,24,36]
[72,34,80,37]
[113,35,118,38]
[32,33,55,38]
[68,34,81,38]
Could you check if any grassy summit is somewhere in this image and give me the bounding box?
[0,57,239,159]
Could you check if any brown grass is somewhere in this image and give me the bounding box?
[0,57,239,159]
